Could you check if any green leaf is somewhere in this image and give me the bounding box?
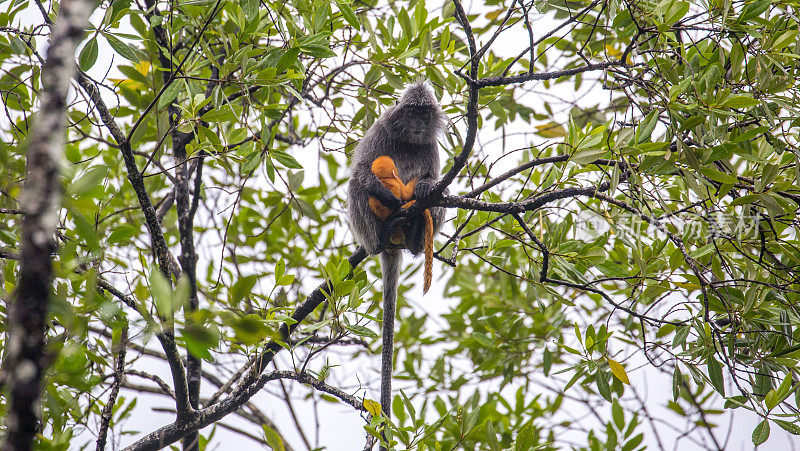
[596,370,612,401]
[107,224,139,244]
[464,407,480,433]
[752,419,770,446]
[241,150,262,174]
[173,276,190,311]
[721,96,760,109]
[107,0,131,22]
[656,324,675,338]
[397,7,412,37]
[300,44,336,59]
[103,32,138,61]
[622,433,643,451]
[395,397,413,429]
[729,194,760,207]
[700,167,738,185]
[562,369,583,393]
[707,355,725,396]
[759,193,786,216]
[773,29,798,50]
[414,0,427,29]
[72,212,100,251]
[271,150,303,169]
[637,110,659,143]
[79,36,99,71]
[232,314,272,345]
[571,148,606,165]
[345,324,378,339]
[473,332,493,347]
[691,243,714,259]
[543,348,552,376]
[276,48,300,73]
[312,1,331,32]
[230,275,258,305]
[576,129,604,150]
[242,0,258,21]
[158,79,183,109]
[441,0,455,19]
[776,373,794,402]
[775,420,800,435]
[202,105,243,123]
[182,322,219,360]
[724,395,748,409]
[766,373,794,410]
[10,35,27,54]
[299,34,336,58]
[150,267,172,320]
[679,115,704,132]
[515,421,536,451]
[70,165,107,196]
[765,390,778,411]
[738,0,770,22]
[337,0,360,29]
[262,425,285,451]
[611,399,624,430]
[119,64,150,86]
[485,421,501,451]
[664,1,689,25]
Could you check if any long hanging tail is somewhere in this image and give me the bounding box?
[423,209,433,293]
[379,251,401,430]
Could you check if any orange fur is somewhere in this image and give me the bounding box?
[369,156,434,292]
[423,209,433,293]
[369,156,416,245]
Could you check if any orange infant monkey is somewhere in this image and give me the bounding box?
[367,156,434,293]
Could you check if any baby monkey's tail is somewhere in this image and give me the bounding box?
[423,209,433,293]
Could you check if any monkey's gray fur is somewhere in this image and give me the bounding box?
[346,81,447,425]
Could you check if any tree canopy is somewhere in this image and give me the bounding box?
[1,0,799,449]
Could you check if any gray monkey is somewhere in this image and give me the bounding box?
[347,81,447,427]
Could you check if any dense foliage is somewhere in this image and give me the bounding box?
[1,0,799,449]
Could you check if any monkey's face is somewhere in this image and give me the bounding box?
[401,105,436,142]
[389,104,444,146]
[385,81,445,145]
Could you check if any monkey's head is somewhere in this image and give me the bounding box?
[371,155,400,180]
[386,81,446,145]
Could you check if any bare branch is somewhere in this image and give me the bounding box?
[96,324,128,451]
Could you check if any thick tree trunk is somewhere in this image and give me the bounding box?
[1,1,94,450]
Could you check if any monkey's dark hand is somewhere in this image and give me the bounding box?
[413,180,435,200]
[371,184,403,210]
[378,209,408,248]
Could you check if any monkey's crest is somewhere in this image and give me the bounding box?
[385,80,446,145]
[398,80,438,108]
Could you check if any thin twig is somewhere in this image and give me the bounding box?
[96,324,128,451]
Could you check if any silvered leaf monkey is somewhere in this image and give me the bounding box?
[347,81,446,430]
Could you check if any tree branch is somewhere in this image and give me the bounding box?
[122,247,368,451]
[430,0,479,202]
[73,49,191,424]
[2,1,94,449]
[96,324,128,451]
